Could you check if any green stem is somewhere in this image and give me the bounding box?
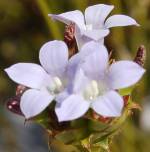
[70,0,88,10]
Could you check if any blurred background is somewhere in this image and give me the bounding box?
[0,0,150,151]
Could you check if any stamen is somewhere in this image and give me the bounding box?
[84,80,99,101]
[91,80,99,98]
[47,77,63,94]
[83,80,108,101]
[84,85,93,100]
[53,77,62,89]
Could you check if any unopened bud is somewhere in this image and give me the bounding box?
[123,95,130,107]
[64,23,78,57]
[7,95,23,116]
[16,84,27,95]
[64,23,75,46]
[134,45,146,67]
[7,84,27,116]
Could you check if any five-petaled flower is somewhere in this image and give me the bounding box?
[5,40,72,119]
[55,41,145,122]
[4,4,145,124]
[49,4,139,49]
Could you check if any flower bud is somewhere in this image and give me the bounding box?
[64,23,78,57]
[7,95,23,116]
[64,23,75,47]
[7,85,27,116]
[16,84,27,95]
[134,45,146,67]
[123,95,130,106]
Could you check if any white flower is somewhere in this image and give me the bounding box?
[5,40,70,119]
[49,4,139,49]
[55,41,145,122]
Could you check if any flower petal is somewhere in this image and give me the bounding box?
[55,94,90,122]
[72,69,90,93]
[39,40,68,77]
[107,61,145,89]
[82,29,109,41]
[68,41,108,80]
[49,10,85,29]
[67,53,81,80]
[85,4,114,28]
[80,44,109,79]
[5,63,48,89]
[20,89,54,119]
[80,41,106,55]
[68,41,97,77]
[55,90,69,103]
[74,26,106,49]
[105,15,139,28]
[92,91,123,117]
[75,29,92,50]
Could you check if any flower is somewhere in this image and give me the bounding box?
[55,41,145,122]
[49,4,139,49]
[5,40,70,119]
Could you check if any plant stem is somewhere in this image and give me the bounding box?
[36,0,63,39]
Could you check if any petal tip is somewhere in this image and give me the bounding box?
[110,5,115,9]
[48,14,56,20]
[57,116,65,122]
[24,114,30,120]
[4,67,13,76]
[4,68,9,73]
[137,63,146,74]
[48,14,54,18]
[20,107,31,119]
[114,111,122,117]
[141,68,146,75]
[55,110,66,122]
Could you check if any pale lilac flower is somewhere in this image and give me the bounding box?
[56,41,145,122]
[5,40,70,119]
[49,4,139,49]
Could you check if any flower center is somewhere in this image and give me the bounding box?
[83,80,99,100]
[47,77,63,94]
[98,81,108,95]
[83,80,108,101]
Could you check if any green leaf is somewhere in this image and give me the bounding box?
[88,119,110,132]
[70,118,88,128]
[81,135,110,152]
[90,109,130,144]
[119,86,134,96]
[49,138,80,152]
[55,128,90,144]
